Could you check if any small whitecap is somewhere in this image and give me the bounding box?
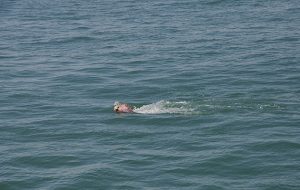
[133,100,194,114]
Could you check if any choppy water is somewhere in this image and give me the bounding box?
[1,0,300,189]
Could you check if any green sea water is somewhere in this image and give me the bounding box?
[1,0,300,189]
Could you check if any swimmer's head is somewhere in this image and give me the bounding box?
[113,102,133,113]
[114,101,120,112]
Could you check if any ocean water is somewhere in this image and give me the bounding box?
[1,0,300,189]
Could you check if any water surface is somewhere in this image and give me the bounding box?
[1,0,300,189]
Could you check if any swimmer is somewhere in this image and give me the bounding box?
[114,101,134,113]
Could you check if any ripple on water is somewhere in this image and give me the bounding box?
[1,0,300,189]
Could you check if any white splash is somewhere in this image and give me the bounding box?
[133,100,194,114]
[128,100,282,115]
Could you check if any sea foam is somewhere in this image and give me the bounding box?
[133,100,194,114]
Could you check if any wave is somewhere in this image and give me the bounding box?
[133,100,194,114]
[130,100,282,115]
